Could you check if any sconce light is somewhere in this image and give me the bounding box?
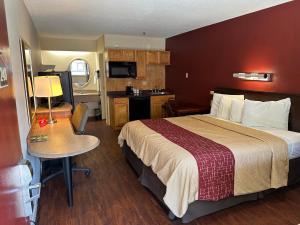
[233,72,272,82]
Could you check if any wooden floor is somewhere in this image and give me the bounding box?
[38,120,300,225]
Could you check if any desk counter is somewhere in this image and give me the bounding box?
[27,118,99,159]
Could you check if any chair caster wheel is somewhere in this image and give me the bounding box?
[85,170,91,177]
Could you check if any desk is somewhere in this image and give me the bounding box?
[27,118,100,207]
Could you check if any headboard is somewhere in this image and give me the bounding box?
[215,87,300,132]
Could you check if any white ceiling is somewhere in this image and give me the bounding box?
[24,0,291,39]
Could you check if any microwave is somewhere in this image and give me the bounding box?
[108,61,137,78]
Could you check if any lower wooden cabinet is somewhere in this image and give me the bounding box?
[109,95,175,129]
[151,95,175,119]
[109,97,129,129]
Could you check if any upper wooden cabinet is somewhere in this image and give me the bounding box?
[159,51,170,65]
[146,51,170,65]
[107,49,122,61]
[146,51,159,64]
[122,49,135,61]
[135,50,146,79]
[107,49,135,62]
[106,49,170,65]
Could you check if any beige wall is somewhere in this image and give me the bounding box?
[41,50,99,91]
[104,34,165,50]
[4,0,41,157]
[96,35,105,53]
[40,36,98,52]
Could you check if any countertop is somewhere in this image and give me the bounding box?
[107,90,174,98]
[73,90,100,96]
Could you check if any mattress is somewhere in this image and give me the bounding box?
[207,115,300,160]
[254,127,300,159]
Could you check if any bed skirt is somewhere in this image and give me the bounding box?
[122,141,300,223]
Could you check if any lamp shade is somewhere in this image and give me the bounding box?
[34,76,63,97]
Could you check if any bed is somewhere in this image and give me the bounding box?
[118,88,300,223]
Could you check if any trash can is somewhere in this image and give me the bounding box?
[95,108,101,120]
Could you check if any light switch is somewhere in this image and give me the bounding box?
[185,73,189,78]
[0,66,8,88]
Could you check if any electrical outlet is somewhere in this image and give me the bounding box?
[185,73,189,78]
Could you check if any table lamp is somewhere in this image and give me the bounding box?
[34,76,63,124]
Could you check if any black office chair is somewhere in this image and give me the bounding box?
[42,103,91,185]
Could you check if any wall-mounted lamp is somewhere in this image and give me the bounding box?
[233,72,272,82]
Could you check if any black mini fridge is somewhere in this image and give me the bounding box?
[129,96,151,121]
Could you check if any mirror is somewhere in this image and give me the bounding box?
[20,39,35,124]
[70,59,90,87]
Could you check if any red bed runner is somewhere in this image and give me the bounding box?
[141,119,235,201]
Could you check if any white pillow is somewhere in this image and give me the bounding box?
[210,93,244,116]
[241,98,291,130]
[216,96,242,120]
[229,99,244,123]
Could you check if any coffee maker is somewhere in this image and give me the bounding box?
[126,86,133,95]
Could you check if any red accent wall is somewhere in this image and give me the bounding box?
[166,1,300,106]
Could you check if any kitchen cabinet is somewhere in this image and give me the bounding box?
[108,94,175,129]
[159,51,170,65]
[146,51,159,64]
[122,49,135,61]
[106,49,170,66]
[109,97,129,129]
[107,49,123,61]
[151,95,175,119]
[146,51,171,65]
[107,49,135,62]
[135,50,146,79]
